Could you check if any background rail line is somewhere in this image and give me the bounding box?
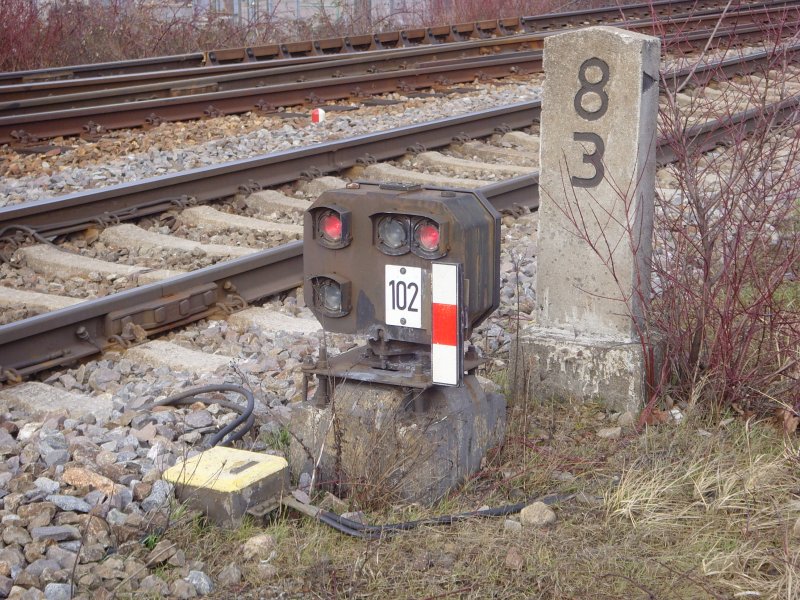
[0,0,764,85]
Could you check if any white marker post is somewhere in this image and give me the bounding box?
[522,27,660,411]
[431,262,463,386]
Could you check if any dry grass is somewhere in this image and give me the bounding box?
[147,391,799,600]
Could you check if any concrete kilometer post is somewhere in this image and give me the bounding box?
[522,26,660,411]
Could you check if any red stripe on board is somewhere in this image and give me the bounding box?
[432,303,458,346]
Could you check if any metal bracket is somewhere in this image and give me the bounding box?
[104,284,218,338]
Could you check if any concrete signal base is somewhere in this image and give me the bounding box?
[516,327,647,414]
[288,375,506,505]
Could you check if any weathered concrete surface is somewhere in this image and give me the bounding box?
[19,245,179,284]
[515,331,646,413]
[99,224,256,258]
[452,142,536,166]
[523,26,660,411]
[179,205,303,236]
[245,190,311,215]
[125,340,233,374]
[288,375,506,504]
[355,163,485,188]
[414,151,535,178]
[502,131,541,153]
[0,286,81,313]
[227,308,320,335]
[0,382,113,421]
[299,176,348,197]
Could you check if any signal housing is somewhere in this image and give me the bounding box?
[303,183,500,346]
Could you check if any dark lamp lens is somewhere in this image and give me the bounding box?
[319,212,342,241]
[416,223,440,251]
[321,283,342,312]
[379,217,407,249]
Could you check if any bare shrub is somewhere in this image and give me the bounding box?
[655,37,800,415]
[0,0,281,71]
[2,0,618,71]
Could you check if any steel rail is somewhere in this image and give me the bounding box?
[3,89,799,381]
[3,0,792,102]
[0,0,771,85]
[3,13,797,144]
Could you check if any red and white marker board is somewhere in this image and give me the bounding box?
[311,108,326,123]
[431,262,463,386]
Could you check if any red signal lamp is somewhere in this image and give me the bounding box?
[312,206,351,249]
[415,221,440,252]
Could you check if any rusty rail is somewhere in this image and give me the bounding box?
[0,0,773,86]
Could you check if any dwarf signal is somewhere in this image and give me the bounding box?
[301,182,499,402]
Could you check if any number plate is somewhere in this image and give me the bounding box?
[385,265,422,329]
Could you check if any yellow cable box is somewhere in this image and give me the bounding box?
[162,446,289,526]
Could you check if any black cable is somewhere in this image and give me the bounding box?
[312,493,573,538]
[143,384,255,447]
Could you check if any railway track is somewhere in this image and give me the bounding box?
[2,1,798,144]
[1,43,798,384]
[0,0,767,86]
[3,0,792,103]
[0,9,797,599]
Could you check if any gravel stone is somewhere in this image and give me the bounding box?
[141,480,172,512]
[597,427,622,440]
[2,525,31,545]
[519,502,557,527]
[186,570,213,595]
[139,574,169,595]
[170,579,198,599]
[183,410,213,429]
[505,547,525,571]
[45,547,77,570]
[18,502,57,529]
[256,563,278,579]
[242,533,275,561]
[43,450,70,467]
[43,583,71,600]
[217,563,242,586]
[31,526,80,542]
[0,576,12,598]
[46,495,91,513]
[145,540,177,565]
[504,518,523,533]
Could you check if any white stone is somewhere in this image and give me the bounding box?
[597,426,622,439]
[519,502,557,527]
